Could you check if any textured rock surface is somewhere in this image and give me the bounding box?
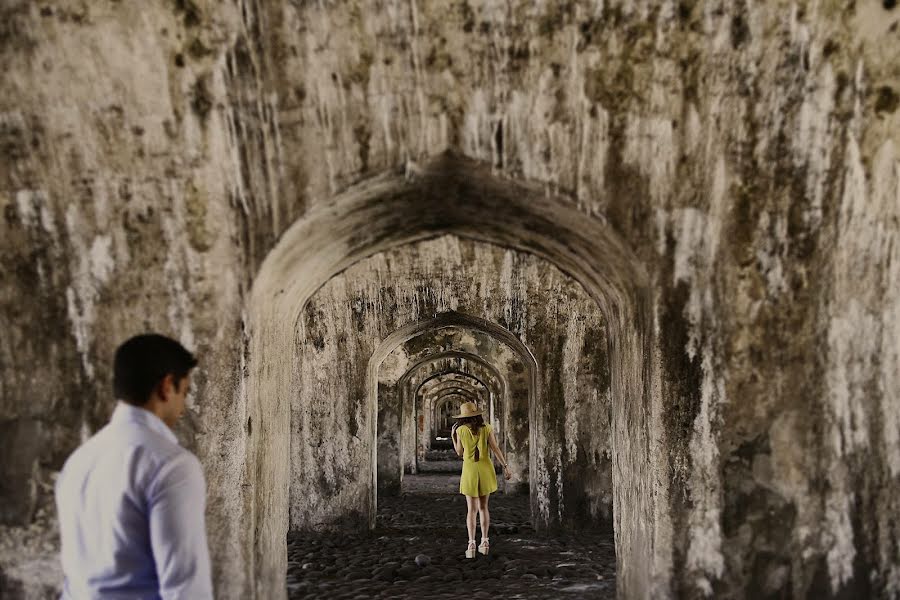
[1,1,899,599]
[0,419,42,525]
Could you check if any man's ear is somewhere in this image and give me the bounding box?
[158,373,176,401]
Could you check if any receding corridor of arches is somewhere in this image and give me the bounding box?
[284,230,616,597]
[242,155,644,599]
[373,320,534,500]
[401,350,508,476]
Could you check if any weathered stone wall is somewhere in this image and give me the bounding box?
[290,236,611,531]
[0,2,255,595]
[1,0,899,598]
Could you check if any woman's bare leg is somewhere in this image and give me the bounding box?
[465,495,479,542]
[478,494,490,541]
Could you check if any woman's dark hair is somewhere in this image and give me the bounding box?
[113,334,198,406]
[457,414,486,461]
[458,414,485,436]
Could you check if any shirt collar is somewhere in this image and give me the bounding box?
[110,401,179,445]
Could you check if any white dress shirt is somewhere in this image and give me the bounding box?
[55,402,213,599]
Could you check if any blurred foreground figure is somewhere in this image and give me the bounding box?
[55,334,213,599]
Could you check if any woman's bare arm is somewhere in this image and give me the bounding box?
[488,430,512,479]
[451,423,464,457]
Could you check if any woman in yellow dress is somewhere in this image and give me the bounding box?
[450,401,512,558]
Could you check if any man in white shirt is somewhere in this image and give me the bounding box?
[55,334,213,599]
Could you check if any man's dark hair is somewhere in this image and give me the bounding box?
[113,334,198,406]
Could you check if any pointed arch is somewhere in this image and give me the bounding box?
[245,152,653,599]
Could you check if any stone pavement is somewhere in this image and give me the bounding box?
[287,474,615,599]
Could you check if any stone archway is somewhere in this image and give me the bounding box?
[430,393,466,436]
[245,153,653,600]
[422,377,483,439]
[423,378,485,427]
[398,350,508,475]
[370,313,536,503]
[372,324,524,493]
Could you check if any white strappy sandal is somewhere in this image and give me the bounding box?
[478,537,490,555]
[465,540,477,559]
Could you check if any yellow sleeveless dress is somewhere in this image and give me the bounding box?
[458,423,498,497]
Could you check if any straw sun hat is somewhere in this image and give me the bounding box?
[452,401,484,419]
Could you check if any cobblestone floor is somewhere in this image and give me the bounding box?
[286,474,616,599]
